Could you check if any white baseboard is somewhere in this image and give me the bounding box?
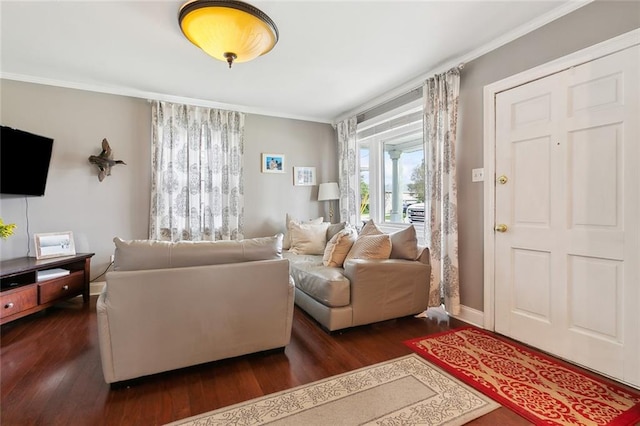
[451,304,485,328]
[90,281,106,296]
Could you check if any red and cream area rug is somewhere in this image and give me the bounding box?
[405,327,640,426]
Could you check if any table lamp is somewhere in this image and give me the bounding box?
[318,182,340,222]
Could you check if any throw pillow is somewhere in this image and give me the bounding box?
[344,233,392,262]
[389,225,419,260]
[283,214,323,249]
[322,226,357,267]
[289,221,330,255]
[326,222,347,241]
[359,219,383,236]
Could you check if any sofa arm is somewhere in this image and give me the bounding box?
[343,259,430,326]
[96,288,116,383]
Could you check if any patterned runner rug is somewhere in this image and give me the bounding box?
[165,354,499,425]
[404,327,640,426]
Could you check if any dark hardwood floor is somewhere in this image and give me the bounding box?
[0,296,563,425]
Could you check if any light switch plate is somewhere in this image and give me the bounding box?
[472,168,484,182]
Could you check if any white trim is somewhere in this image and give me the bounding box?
[452,305,485,328]
[356,100,423,133]
[0,73,332,125]
[482,83,497,331]
[334,0,591,124]
[482,28,640,331]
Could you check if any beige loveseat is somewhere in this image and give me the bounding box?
[96,235,294,384]
[283,218,430,332]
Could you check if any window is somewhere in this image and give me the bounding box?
[356,100,424,229]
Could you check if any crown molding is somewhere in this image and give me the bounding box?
[332,0,593,124]
[0,73,333,125]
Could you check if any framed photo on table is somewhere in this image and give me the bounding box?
[261,153,285,173]
[34,231,76,260]
[293,167,317,186]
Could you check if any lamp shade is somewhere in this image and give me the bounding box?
[318,182,340,201]
[179,0,279,68]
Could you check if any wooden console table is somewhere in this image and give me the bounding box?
[0,253,94,325]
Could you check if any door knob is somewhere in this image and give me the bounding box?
[497,175,508,184]
[495,224,508,233]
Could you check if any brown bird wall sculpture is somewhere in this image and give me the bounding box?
[88,138,126,182]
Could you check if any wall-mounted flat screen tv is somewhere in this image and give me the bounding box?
[0,126,54,196]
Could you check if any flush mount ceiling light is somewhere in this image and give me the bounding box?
[178,0,279,68]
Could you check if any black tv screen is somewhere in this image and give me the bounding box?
[0,126,54,196]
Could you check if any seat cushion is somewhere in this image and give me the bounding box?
[283,252,351,308]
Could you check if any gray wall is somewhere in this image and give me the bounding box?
[244,114,337,237]
[0,80,336,279]
[457,0,640,311]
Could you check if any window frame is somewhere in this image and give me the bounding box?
[356,100,425,234]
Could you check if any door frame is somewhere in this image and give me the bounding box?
[482,28,640,331]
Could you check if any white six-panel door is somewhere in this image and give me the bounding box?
[494,44,639,387]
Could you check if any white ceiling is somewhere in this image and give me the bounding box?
[0,1,587,124]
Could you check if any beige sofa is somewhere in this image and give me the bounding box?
[283,219,430,332]
[96,235,294,384]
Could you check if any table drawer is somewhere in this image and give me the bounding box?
[0,285,38,319]
[38,271,84,304]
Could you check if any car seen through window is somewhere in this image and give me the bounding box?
[407,202,425,223]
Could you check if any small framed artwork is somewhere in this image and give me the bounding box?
[34,231,76,260]
[293,166,317,186]
[261,153,285,173]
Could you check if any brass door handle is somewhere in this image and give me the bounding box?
[495,224,508,233]
[497,175,508,184]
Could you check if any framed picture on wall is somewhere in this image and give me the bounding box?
[293,167,317,186]
[261,153,285,173]
[34,231,76,260]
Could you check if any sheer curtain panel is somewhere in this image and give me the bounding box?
[423,67,461,315]
[150,101,244,241]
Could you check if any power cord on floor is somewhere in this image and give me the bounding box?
[90,260,114,283]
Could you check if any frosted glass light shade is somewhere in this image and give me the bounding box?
[179,0,279,68]
[318,182,340,201]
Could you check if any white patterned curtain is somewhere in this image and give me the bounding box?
[423,67,461,315]
[336,116,358,225]
[150,101,244,241]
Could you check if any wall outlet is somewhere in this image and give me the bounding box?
[110,254,115,263]
[472,168,484,182]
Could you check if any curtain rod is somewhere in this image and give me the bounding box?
[354,63,464,123]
